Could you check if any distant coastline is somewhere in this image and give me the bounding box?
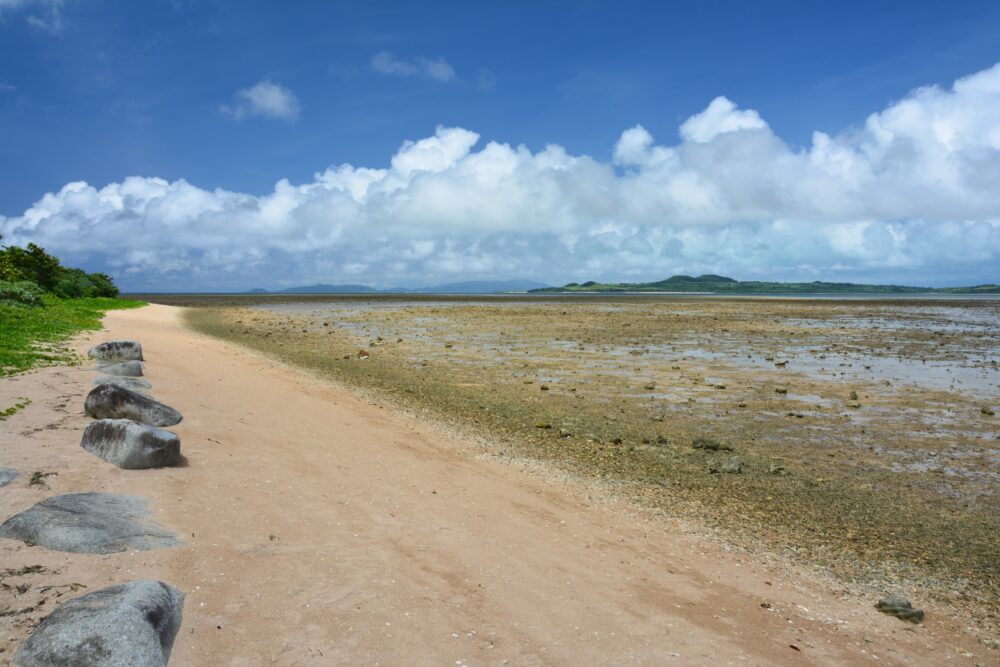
[529,274,1000,295]
[124,273,1000,297]
[243,279,549,295]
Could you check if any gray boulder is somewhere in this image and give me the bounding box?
[88,340,144,362]
[97,360,144,377]
[85,384,181,427]
[0,467,18,488]
[93,376,152,393]
[0,492,181,554]
[14,580,183,667]
[81,420,180,469]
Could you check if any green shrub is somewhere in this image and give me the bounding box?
[0,235,120,298]
[53,268,95,298]
[87,272,119,297]
[0,242,63,290]
[0,280,45,307]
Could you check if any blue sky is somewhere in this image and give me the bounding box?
[1,0,999,290]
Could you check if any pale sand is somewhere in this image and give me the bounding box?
[0,304,990,665]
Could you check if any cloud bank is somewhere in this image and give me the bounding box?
[3,64,1000,290]
[221,80,300,121]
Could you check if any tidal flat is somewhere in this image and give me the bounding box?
[174,295,999,626]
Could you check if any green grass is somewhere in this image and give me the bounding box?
[0,296,146,377]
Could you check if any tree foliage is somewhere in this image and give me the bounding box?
[0,235,119,302]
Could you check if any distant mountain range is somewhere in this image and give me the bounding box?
[246,279,550,295]
[529,274,1000,294]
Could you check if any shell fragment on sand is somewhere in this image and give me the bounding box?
[81,419,180,469]
[14,580,184,667]
[88,340,144,361]
[0,492,182,554]
[85,384,182,427]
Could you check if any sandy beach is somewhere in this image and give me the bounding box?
[0,304,993,665]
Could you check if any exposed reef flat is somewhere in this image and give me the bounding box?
[186,294,1000,628]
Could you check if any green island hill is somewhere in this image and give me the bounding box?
[529,274,1000,294]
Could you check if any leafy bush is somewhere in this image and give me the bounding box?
[54,269,95,299]
[0,242,63,290]
[0,236,120,299]
[88,272,119,297]
[0,280,45,307]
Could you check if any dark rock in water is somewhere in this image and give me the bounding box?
[692,437,731,451]
[88,340,144,362]
[721,457,743,474]
[85,384,181,427]
[97,360,144,377]
[14,580,183,667]
[81,420,180,469]
[875,596,924,622]
[0,467,18,487]
[0,492,181,554]
[93,376,152,393]
[709,457,743,474]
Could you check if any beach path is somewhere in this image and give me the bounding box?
[0,304,985,665]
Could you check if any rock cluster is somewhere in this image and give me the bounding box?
[3,338,188,664]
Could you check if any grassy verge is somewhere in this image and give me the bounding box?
[0,296,146,376]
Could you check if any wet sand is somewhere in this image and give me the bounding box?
[0,303,996,664]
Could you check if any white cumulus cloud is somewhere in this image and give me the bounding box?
[679,96,767,142]
[3,64,1000,291]
[371,52,456,82]
[221,80,300,121]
